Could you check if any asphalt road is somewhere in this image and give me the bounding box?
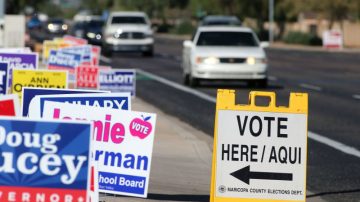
[102,35,360,202]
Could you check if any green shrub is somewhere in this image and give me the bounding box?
[283,31,322,46]
[172,20,194,35]
[156,23,173,33]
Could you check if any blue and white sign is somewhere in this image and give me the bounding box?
[22,87,109,117]
[47,50,81,71]
[0,62,9,94]
[28,92,131,118]
[60,45,92,64]
[100,69,136,96]
[0,117,92,201]
[42,101,157,198]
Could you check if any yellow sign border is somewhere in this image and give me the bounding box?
[210,89,308,202]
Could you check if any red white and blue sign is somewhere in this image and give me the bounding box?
[100,69,136,96]
[0,62,9,94]
[21,87,108,117]
[0,117,92,202]
[42,101,157,198]
[61,45,92,65]
[29,92,131,118]
[47,50,81,73]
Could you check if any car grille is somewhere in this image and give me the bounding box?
[219,58,246,63]
[115,32,145,39]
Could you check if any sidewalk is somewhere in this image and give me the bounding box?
[100,98,326,202]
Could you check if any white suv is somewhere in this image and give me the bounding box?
[102,11,154,56]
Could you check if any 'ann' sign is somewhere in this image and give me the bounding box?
[210,90,308,202]
[11,69,68,100]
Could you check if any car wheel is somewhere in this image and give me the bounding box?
[183,73,190,85]
[189,75,199,87]
[102,47,113,57]
[257,78,268,88]
[142,49,154,57]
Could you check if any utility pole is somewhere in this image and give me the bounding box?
[269,0,274,43]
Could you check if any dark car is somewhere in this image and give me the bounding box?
[200,15,241,26]
[44,18,68,35]
[70,17,104,45]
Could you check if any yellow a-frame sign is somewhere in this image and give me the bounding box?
[210,90,308,202]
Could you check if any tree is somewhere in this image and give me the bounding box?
[302,0,358,29]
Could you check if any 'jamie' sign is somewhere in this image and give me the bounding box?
[42,101,156,198]
[0,117,92,202]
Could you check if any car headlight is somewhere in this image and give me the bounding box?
[196,57,220,65]
[246,57,267,65]
[62,24,68,30]
[87,32,96,39]
[48,24,54,30]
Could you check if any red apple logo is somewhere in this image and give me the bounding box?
[129,115,153,139]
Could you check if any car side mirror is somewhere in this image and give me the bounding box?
[260,41,270,48]
[183,40,193,48]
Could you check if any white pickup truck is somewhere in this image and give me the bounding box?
[102,11,154,57]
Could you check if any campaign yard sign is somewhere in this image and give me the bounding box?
[47,50,81,73]
[28,92,131,118]
[21,88,108,117]
[100,69,136,96]
[0,94,20,116]
[76,65,99,89]
[0,117,92,202]
[42,101,157,198]
[61,45,92,65]
[210,90,308,202]
[0,62,9,95]
[12,69,68,100]
[91,46,101,65]
[42,40,70,63]
[0,52,38,70]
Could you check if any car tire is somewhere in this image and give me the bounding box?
[102,47,113,57]
[142,49,154,57]
[189,75,199,87]
[257,78,268,88]
[183,73,190,85]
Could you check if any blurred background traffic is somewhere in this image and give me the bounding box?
[1,0,359,50]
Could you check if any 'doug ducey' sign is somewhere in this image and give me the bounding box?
[0,117,92,202]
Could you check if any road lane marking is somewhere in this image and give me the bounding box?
[353,94,360,100]
[136,69,217,103]
[299,83,322,91]
[308,132,360,158]
[101,57,360,159]
[100,55,112,63]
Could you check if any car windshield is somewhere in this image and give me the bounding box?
[111,16,146,24]
[88,20,104,27]
[196,31,258,47]
[50,19,64,24]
